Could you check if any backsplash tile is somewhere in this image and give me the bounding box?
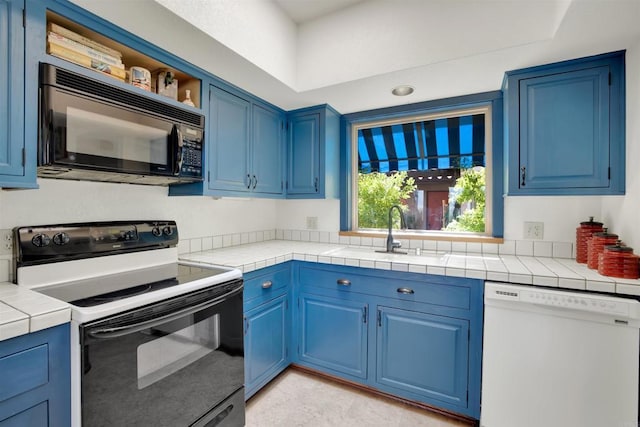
[515,240,534,256]
[176,228,576,265]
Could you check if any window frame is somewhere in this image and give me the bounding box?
[340,91,504,240]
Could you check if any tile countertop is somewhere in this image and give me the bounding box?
[0,283,71,342]
[180,240,640,297]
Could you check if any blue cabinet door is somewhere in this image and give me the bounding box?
[0,324,70,426]
[505,51,625,195]
[0,0,25,184]
[298,292,368,379]
[376,306,469,409]
[519,66,610,190]
[244,294,288,399]
[288,112,320,195]
[252,103,284,195]
[208,85,251,192]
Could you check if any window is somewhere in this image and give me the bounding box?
[341,92,503,239]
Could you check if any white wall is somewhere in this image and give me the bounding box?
[601,38,640,250]
[0,179,278,239]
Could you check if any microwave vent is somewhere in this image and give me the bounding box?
[53,67,203,128]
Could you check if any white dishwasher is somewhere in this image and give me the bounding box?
[481,282,640,427]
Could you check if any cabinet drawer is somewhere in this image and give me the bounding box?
[0,344,48,402]
[244,265,290,302]
[298,264,470,310]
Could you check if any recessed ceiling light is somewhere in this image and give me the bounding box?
[391,85,414,96]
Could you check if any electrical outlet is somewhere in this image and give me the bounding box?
[524,222,544,240]
[0,230,12,255]
[306,216,318,230]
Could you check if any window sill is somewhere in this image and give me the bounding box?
[339,230,504,244]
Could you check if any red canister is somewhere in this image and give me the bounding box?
[598,242,640,280]
[576,217,603,263]
[586,229,618,269]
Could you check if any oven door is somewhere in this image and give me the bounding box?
[40,84,179,177]
[80,280,244,427]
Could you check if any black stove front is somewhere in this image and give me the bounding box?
[80,278,245,427]
[13,220,245,427]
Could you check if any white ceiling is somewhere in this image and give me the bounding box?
[274,0,366,24]
[72,0,640,114]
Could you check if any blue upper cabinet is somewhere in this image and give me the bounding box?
[504,51,625,195]
[252,102,285,194]
[175,83,285,197]
[0,0,35,188]
[208,85,251,193]
[287,105,340,198]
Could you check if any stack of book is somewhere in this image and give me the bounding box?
[47,22,126,81]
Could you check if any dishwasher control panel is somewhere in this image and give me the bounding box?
[485,282,640,319]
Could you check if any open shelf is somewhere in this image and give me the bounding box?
[46,10,202,109]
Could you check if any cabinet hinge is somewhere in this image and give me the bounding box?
[22,148,25,166]
[608,72,612,86]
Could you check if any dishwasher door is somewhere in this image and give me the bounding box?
[481,282,640,427]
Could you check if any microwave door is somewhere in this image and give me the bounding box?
[42,87,175,176]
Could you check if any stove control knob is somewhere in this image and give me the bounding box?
[32,233,51,247]
[162,226,174,236]
[152,227,162,237]
[53,232,70,246]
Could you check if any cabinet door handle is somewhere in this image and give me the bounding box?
[520,166,526,187]
[261,280,273,289]
[246,174,251,189]
[397,287,414,295]
[362,306,368,324]
[252,175,257,190]
[337,279,351,287]
[243,316,249,335]
[314,177,319,192]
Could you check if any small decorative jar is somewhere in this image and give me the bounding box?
[586,229,618,269]
[576,217,603,263]
[598,242,640,279]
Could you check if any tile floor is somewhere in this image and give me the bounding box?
[245,369,471,427]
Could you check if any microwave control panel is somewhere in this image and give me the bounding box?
[179,126,203,178]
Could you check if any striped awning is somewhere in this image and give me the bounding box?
[358,114,485,173]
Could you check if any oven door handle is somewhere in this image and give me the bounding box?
[86,285,242,340]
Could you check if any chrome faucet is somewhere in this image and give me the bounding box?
[384,205,407,253]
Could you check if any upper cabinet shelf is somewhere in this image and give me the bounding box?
[503,51,625,196]
[45,10,202,109]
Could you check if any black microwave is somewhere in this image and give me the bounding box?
[38,63,204,185]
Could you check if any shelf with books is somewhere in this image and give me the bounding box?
[45,10,202,109]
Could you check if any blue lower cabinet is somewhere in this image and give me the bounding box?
[244,294,289,399]
[375,306,469,408]
[243,263,292,399]
[0,324,70,427]
[298,293,368,380]
[292,262,482,419]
